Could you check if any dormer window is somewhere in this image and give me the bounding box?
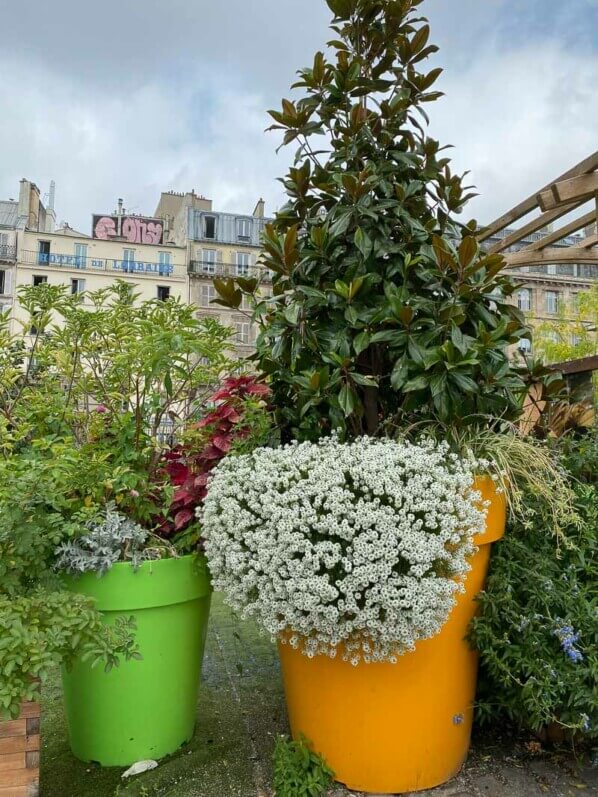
[204,216,216,239]
[236,218,251,241]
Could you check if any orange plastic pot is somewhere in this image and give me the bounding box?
[278,475,506,794]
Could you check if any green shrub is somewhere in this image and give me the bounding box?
[0,282,240,717]
[273,735,334,797]
[471,432,598,740]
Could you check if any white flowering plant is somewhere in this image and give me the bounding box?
[201,436,486,664]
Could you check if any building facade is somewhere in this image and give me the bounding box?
[12,227,187,334]
[1,179,56,319]
[154,190,273,355]
[484,224,598,353]
[0,181,189,336]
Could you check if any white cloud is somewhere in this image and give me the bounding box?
[0,2,596,230]
[429,41,598,224]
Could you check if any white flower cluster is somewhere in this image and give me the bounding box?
[201,436,486,664]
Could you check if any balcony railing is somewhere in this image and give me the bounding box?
[20,250,186,279]
[510,263,598,280]
[189,260,272,281]
[0,245,16,262]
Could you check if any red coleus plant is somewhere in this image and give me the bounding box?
[157,375,269,536]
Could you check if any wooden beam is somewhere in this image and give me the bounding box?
[538,173,598,211]
[580,233,598,249]
[518,210,596,252]
[487,203,580,254]
[478,151,598,242]
[549,355,598,375]
[502,247,598,267]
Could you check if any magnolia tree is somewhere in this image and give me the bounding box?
[215,0,531,440]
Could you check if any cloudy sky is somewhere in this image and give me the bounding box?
[0,0,596,232]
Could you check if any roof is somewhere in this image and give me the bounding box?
[0,200,18,228]
[54,225,91,238]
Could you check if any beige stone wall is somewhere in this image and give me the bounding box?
[508,271,595,354]
[11,229,189,334]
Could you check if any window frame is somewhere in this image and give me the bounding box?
[70,277,86,294]
[203,216,217,240]
[517,288,532,312]
[545,290,560,314]
[236,218,252,241]
[235,252,251,276]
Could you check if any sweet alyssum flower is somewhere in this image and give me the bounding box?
[201,436,487,664]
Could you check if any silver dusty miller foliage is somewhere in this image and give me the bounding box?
[55,503,156,577]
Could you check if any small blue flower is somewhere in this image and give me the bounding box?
[554,624,584,664]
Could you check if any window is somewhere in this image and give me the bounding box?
[123,249,135,271]
[235,322,251,345]
[71,278,86,299]
[204,216,216,239]
[236,218,251,241]
[547,264,557,276]
[200,284,216,306]
[517,289,531,311]
[236,252,250,276]
[241,294,252,311]
[158,252,172,275]
[74,243,88,268]
[518,339,532,354]
[0,270,5,295]
[157,286,171,301]
[545,291,560,314]
[202,249,217,273]
[571,333,582,347]
[33,275,48,286]
[0,233,8,258]
[37,240,50,264]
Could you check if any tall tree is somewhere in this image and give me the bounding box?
[216,0,530,440]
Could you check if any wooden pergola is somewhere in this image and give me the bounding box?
[478,151,598,270]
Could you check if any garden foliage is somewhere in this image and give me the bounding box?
[0,283,271,717]
[215,0,530,441]
[471,431,598,740]
[273,735,334,797]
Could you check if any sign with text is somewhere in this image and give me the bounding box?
[92,214,164,245]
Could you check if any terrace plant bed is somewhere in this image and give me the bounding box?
[38,595,597,797]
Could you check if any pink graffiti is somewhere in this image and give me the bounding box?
[122,217,163,245]
[94,216,118,239]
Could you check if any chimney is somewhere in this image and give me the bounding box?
[45,180,57,232]
[253,198,265,218]
[117,198,124,216]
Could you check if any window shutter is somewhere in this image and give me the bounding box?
[4,269,12,295]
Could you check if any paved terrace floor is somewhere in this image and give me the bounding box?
[41,596,597,797]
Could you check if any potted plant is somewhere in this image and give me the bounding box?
[202,436,505,793]
[208,0,562,791]
[0,282,271,768]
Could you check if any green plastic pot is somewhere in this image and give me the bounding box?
[61,554,212,766]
